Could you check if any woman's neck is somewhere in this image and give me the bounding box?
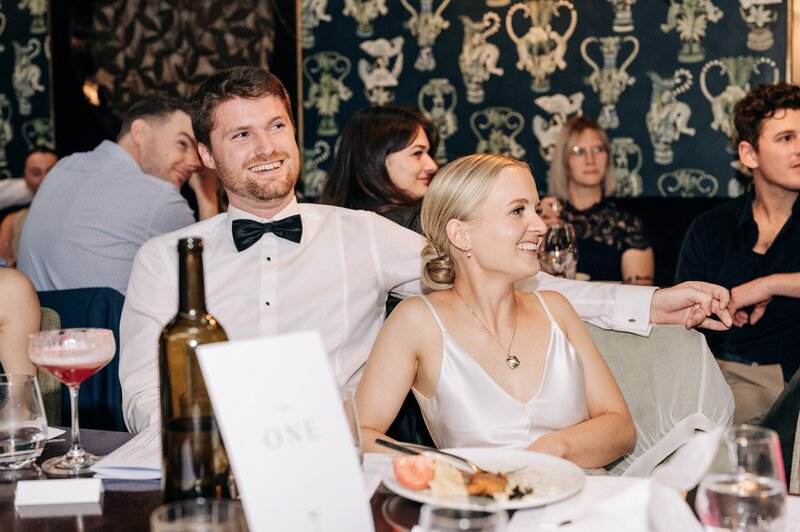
[568,182,602,211]
[451,275,517,332]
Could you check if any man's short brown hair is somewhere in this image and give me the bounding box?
[191,67,293,149]
[117,94,191,140]
[733,82,800,149]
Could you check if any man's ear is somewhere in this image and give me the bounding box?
[738,140,759,171]
[446,218,470,253]
[129,118,150,147]
[198,143,216,170]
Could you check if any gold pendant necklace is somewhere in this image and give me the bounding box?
[453,287,521,370]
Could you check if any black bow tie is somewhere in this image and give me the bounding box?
[232,215,303,251]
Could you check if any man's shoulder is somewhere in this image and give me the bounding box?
[688,196,746,234]
[298,201,375,220]
[139,214,227,254]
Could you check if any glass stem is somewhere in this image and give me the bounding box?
[67,383,84,458]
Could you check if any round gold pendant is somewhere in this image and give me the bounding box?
[506,355,521,369]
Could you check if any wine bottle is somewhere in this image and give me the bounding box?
[159,237,230,502]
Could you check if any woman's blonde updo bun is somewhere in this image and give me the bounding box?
[420,153,531,290]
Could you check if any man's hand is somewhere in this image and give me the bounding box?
[540,196,563,227]
[729,277,772,327]
[650,281,732,330]
[188,168,220,220]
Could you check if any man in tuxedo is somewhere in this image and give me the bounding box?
[120,66,732,433]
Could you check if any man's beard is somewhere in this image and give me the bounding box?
[216,155,299,203]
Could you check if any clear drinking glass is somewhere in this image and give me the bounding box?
[414,505,508,532]
[340,386,364,465]
[538,222,579,279]
[0,374,47,469]
[150,498,248,532]
[695,425,787,531]
[27,328,115,476]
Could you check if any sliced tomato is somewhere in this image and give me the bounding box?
[393,455,435,490]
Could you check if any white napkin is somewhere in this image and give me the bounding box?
[90,425,161,480]
[46,427,65,440]
[509,427,724,531]
[363,453,392,498]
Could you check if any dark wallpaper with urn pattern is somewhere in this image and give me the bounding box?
[300,0,791,199]
[0,0,53,179]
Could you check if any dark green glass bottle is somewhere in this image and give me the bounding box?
[159,237,230,502]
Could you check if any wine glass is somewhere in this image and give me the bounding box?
[0,374,48,470]
[413,505,508,531]
[695,425,786,531]
[27,328,116,476]
[538,222,579,279]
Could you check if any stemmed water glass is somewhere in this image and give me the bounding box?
[27,328,116,476]
[695,425,787,531]
[538,222,579,279]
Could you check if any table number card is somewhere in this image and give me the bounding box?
[196,331,374,532]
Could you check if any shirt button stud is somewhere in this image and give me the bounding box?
[266,257,271,262]
[265,301,270,306]
[628,318,636,323]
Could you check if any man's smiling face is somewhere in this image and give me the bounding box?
[198,95,300,213]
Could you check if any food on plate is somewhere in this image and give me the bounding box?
[393,455,435,490]
[392,454,527,501]
[429,459,468,498]
[467,471,509,497]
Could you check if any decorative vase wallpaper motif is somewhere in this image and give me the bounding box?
[0,1,51,179]
[90,0,275,116]
[301,1,790,198]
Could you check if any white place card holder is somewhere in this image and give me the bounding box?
[196,331,374,532]
[15,478,103,518]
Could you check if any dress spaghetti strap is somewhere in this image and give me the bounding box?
[418,295,447,333]
[532,291,557,324]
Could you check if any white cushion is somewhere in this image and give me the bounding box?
[585,323,734,476]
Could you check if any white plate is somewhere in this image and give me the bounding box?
[382,448,585,510]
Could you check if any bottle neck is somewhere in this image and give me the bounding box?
[178,248,208,316]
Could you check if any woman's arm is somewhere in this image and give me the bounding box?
[0,212,17,265]
[621,247,655,286]
[0,269,39,374]
[527,291,635,468]
[356,297,435,452]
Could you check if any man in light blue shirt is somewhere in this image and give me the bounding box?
[18,95,217,294]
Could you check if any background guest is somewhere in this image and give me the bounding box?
[0,148,59,266]
[0,268,38,375]
[676,82,800,425]
[544,116,654,285]
[17,94,218,295]
[357,154,635,468]
[319,105,439,232]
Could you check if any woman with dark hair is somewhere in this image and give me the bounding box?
[545,115,654,284]
[320,105,439,231]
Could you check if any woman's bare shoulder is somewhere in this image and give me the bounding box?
[534,290,583,330]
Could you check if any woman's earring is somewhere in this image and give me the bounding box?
[466,249,472,259]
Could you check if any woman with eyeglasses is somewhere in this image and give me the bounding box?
[544,116,654,285]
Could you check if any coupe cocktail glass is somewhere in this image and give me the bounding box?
[27,328,115,476]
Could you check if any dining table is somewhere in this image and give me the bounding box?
[0,427,416,531]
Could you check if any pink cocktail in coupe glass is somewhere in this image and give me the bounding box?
[28,328,115,476]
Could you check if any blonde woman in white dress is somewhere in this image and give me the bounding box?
[356,153,635,469]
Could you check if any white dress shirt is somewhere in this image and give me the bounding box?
[120,199,425,432]
[120,197,655,433]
